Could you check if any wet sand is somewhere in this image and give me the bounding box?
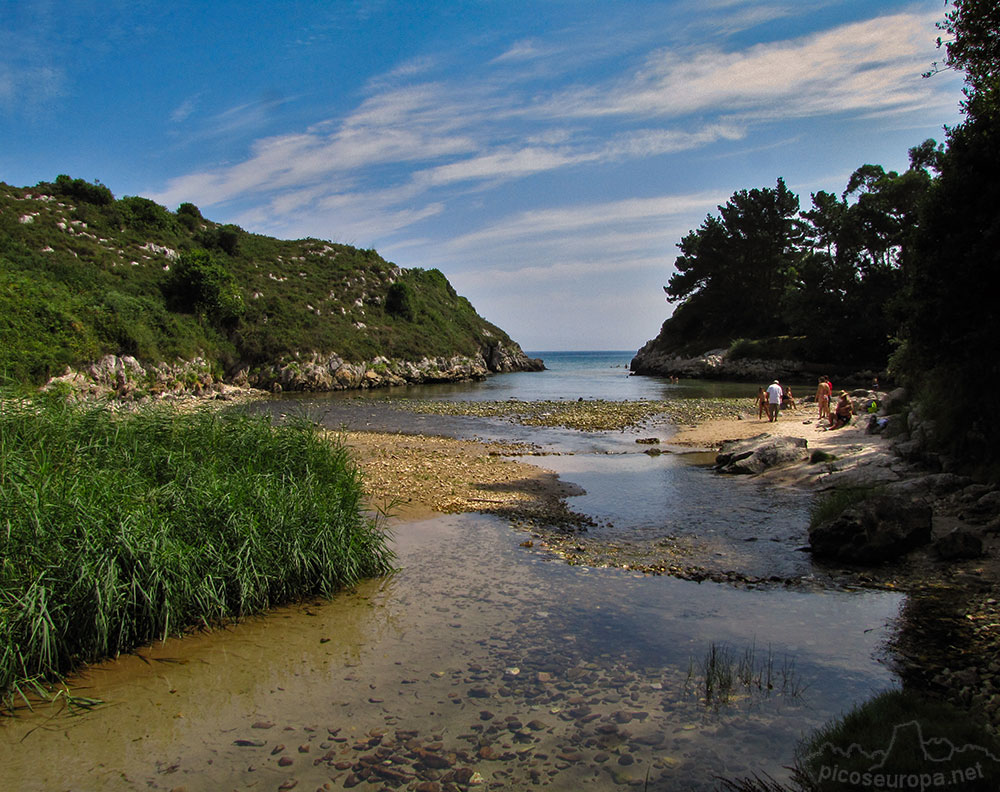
[667,406,892,488]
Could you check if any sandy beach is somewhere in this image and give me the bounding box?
[667,404,893,488]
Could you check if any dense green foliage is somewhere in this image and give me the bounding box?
[0,179,515,385]
[666,178,802,343]
[0,394,393,707]
[659,163,933,368]
[893,0,1000,463]
[654,4,1000,468]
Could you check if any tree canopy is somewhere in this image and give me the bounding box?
[653,0,1000,467]
[659,166,931,366]
[894,0,1000,462]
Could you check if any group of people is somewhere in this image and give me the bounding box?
[756,380,795,422]
[816,375,854,429]
[756,375,854,428]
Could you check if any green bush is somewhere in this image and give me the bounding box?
[808,487,882,529]
[118,195,178,232]
[0,395,394,708]
[51,174,115,206]
[386,281,415,320]
[164,249,245,326]
[0,267,102,383]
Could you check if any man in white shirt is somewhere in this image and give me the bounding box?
[766,380,783,422]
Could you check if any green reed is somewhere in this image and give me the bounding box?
[690,639,806,708]
[0,393,393,709]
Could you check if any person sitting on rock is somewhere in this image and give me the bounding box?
[829,391,854,429]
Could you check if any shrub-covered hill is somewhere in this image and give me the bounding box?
[0,176,541,391]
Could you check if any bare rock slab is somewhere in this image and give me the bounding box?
[714,434,809,475]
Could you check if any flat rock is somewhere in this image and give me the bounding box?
[715,434,809,475]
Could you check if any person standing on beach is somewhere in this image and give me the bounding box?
[756,387,768,420]
[816,376,832,420]
[766,380,783,422]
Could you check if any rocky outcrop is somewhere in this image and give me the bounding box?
[253,342,542,392]
[934,528,984,560]
[45,344,544,400]
[484,342,544,374]
[629,341,878,383]
[808,494,933,564]
[46,354,223,400]
[630,342,815,381]
[714,434,809,475]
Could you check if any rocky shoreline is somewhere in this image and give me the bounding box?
[629,342,879,384]
[668,395,1000,739]
[43,343,544,402]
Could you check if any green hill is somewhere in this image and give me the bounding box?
[0,176,541,391]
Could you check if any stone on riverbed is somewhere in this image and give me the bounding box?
[714,434,809,475]
[808,494,932,564]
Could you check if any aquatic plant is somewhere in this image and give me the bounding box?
[690,640,805,708]
[386,396,748,432]
[0,394,393,709]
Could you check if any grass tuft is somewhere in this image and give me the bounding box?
[808,486,883,529]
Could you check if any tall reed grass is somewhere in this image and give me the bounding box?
[0,393,393,708]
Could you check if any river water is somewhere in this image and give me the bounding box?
[0,353,902,791]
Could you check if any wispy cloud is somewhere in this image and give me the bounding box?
[0,61,63,111]
[444,192,725,253]
[169,94,200,124]
[491,39,549,64]
[149,4,958,254]
[540,11,951,121]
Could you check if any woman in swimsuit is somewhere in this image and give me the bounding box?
[816,377,831,420]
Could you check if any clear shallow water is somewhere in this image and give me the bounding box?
[0,515,901,791]
[0,353,904,789]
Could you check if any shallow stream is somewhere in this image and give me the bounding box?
[0,356,904,790]
[0,514,900,791]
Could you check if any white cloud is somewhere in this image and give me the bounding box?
[491,39,547,64]
[169,95,199,124]
[540,11,951,121]
[148,4,958,260]
[444,192,724,252]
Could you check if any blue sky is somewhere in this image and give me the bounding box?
[1,0,965,351]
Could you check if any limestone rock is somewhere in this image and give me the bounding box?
[714,434,809,475]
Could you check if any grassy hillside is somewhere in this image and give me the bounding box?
[0,176,525,386]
